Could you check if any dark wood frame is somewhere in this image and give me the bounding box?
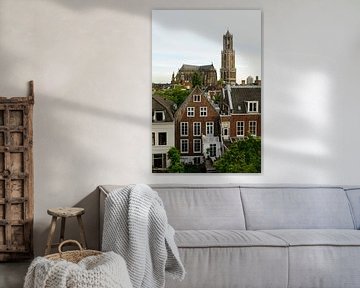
[0,81,34,261]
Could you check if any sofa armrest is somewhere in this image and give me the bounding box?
[99,186,109,250]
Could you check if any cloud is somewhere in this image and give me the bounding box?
[152,10,261,83]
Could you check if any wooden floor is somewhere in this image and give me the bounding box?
[0,261,30,288]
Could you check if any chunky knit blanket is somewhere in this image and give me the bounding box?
[102,184,185,288]
[23,251,133,288]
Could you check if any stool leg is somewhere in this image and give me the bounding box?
[45,216,57,255]
[77,215,87,249]
[60,217,66,243]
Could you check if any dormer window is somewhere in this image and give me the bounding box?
[154,111,165,121]
[193,94,201,102]
[247,101,259,113]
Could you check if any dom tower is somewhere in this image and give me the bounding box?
[220,30,236,85]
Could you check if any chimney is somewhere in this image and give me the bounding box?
[241,80,245,86]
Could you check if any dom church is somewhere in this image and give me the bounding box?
[172,30,238,87]
[172,64,217,87]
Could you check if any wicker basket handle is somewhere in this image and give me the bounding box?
[58,240,83,255]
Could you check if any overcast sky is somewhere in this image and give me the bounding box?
[152,10,261,84]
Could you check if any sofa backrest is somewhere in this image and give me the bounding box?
[151,185,246,230]
[100,184,358,232]
[240,186,355,230]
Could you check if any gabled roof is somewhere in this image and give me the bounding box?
[198,64,216,71]
[179,64,216,72]
[174,86,219,119]
[152,95,175,121]
[223,86,261,114]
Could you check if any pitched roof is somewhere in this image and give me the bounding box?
[179,64,216,72]
[224,86,261,114]
[174,86,219,119]
[152,95,175,121]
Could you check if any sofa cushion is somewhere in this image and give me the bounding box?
[287,246,360,288]
[152,185,246,230]
[165,246,288,288]
[241,186,355,230]
[261,230,360,287]
[175,230,288,248]
[261,229,360,246]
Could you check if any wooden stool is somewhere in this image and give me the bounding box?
[45,207,87,255]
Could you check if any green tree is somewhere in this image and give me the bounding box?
[214,135,261,173]
[191,72,203,87]
[217,79,225,87]
[167,147,185,173]
[213,93,221,104]
[156,85,190,107]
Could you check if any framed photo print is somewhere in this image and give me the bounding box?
[152,10,261,173]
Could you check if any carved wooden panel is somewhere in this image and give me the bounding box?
[0,81,34,261]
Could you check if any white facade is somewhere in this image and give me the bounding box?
[152,121,174,170]
[202,135,222,161]
[221,120,231,141]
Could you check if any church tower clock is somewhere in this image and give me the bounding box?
[220,30,236,85]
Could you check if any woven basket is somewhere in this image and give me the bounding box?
[45,240,102,263]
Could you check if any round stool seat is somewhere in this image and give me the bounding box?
[47,207,85,218]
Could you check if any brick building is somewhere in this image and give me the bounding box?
[220,84,261,145]
[174,86,221,164]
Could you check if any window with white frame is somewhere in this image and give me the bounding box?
[152,153,166,169]
[187,107,195,117]
[180,139,189,153]
[200,107,207,117]
[193,122,201,136]
[209,144,216,157]
[247,101,259,113]
[193,139,201,153]
[206,122,214,135]
[158,132,167,145]
[193,94,201,102]
[249,121,257,136]
[180,122,188,136]
[154,111,165,121]
[236,121,244,137]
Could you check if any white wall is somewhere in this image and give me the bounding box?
[0,0,359,255]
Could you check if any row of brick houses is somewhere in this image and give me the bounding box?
[152,84,261,171]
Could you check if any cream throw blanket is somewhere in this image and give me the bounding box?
[102,184,185,288]
[24,251,132,288]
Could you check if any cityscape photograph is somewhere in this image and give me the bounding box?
[152,10,262,173]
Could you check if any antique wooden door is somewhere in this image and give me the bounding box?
[0,82,34,261]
